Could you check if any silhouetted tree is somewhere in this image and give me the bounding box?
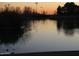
[57,6,62,14]
[64,2,76,14]
[57,2,79,15]
[42,11,46,15]
[64,2,75,7]
[16,7,21,14]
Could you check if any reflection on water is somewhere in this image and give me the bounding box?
[1,19,79,54]
[0,19,31,54]
[0,20,31,44]
[57,17,79,35]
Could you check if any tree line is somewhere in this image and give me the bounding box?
[57,2,79,15]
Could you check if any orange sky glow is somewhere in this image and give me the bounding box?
[0,2,79,14]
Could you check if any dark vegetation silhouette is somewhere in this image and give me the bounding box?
[56,2,79,35]
[0,4,32,44]
[57,2,79,16]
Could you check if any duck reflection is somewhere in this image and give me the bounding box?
[57,17,79,35]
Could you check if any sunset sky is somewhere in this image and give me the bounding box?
[0,2,79,14]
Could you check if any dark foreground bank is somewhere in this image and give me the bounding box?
[1,51,79,56]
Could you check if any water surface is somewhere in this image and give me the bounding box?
[0,19,79,54]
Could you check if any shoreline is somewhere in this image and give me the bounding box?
[1,51,79,56]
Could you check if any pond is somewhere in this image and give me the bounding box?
[0,19,79,54]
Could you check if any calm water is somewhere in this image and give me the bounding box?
[0,19,79,54]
